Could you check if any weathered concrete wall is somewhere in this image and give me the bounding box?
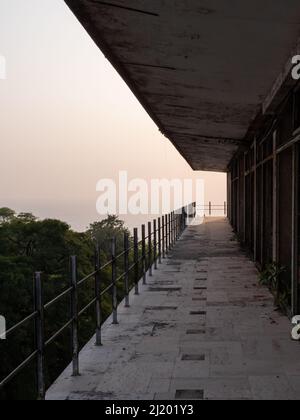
[229,86,300,316]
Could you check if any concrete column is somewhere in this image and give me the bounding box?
[227,171,232,223]
[237,159,240,234]
[253,138,257,261]
[272,131,278,262]
[260,161,265,266]
[243,153,247,244]
[291,143,299,315]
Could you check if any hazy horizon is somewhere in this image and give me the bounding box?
[0,0,226,232]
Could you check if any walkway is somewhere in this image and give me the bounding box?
[47,218,300,400]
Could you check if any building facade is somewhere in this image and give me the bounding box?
[228,85,300,316]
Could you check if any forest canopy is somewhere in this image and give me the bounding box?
[0,208,132,400]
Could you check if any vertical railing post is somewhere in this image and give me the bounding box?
[168,213,170,243]
[180,208,183,233]
[70,256,79,377]
[162,216,166,258]
[209,202,212,216]
[142,224,146,285]
[158,217,162,264]
[153,219,158,270]
[95,247,102,346]
[224,201,227,216]
[148,222,153,276]
[34,272,45,400]
[172,212,176,244]
[134,228,139,295]
[173,212,177,243]
[124,233,130,308]
[168,214,171,250]
[170,212,173,247]
[165,214,169,254]
[179,210,182,234]
[166,214,169,253]
[111,237,118,325]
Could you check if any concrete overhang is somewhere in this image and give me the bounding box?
[64,0,300,172]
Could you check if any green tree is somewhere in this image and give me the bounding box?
[0,207,15,224]
[0,211,131,400]
[88,215,130,255]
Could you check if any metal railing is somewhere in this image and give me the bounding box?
[197,202,227,217]
[0,203,196,400]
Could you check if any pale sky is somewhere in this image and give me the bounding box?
[0,0,226,231]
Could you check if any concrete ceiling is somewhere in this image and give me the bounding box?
[65,0,300,171]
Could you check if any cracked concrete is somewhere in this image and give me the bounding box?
[47,217,300,401]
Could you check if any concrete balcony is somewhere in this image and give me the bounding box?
[47,218,300,400]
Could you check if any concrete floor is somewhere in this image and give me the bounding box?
[47,218,300,400]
